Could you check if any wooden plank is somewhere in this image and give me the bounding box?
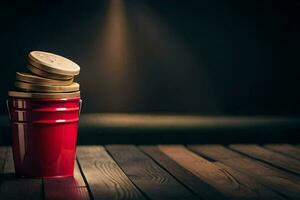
[106,145,199,200]
[159,145,284,200]
[265,144,300,160]
[189,145,300,199]
[44,183,89,200]
[76,146,146,200]
[140,145,228,200]
[0,147,42,200]
[230,144,300,176]
[43,161,90,200]
[214,162,286,199]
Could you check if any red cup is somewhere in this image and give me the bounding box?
[7,96,81,178]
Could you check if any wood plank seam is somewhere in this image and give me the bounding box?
[0,147,43,200]
[105,146,151,200]
[75,157,93,199]
[188,145,300,199]
[106,145,199,200]
[188,146,289,199]
[228,145,300,177]
[162,145,286,200]
[213,162,288,200]
[75,158,94,200]
[43,159,90,200]
[77,146,146,200]
[137,146,210,200]
[184,145,218,162]
[140,146,203,197]
[139,145,228,200]
[264,144,300,160]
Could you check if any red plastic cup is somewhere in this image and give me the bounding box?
[7,96,81,178]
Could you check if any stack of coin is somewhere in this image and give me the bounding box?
[9,51,80,98]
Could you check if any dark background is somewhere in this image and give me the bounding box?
[0,0,299,115]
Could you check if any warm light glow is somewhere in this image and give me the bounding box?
[100,0,130,75]
[96,0,135,111]
[90,0,218,112]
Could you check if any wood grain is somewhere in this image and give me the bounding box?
[159,145,284,200]
[230,144,300,176]
[140,146,226,199]
[0,148,42,200]
[43,161,90,200]
[77,146,145,200]
[106,145,199,200]
[140,145,228,200]
[265,144,300,160]
[214,162,286,200]
[189,145,300,199]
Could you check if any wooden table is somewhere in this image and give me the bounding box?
[0,144,300,200]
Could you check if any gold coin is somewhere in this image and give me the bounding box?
[16,72,74,86]
[15,81,80,93]
[8,91,80,98]
[27,64,74,80]
[28,51,80,76]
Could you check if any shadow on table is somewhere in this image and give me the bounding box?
[0,173,88,200]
